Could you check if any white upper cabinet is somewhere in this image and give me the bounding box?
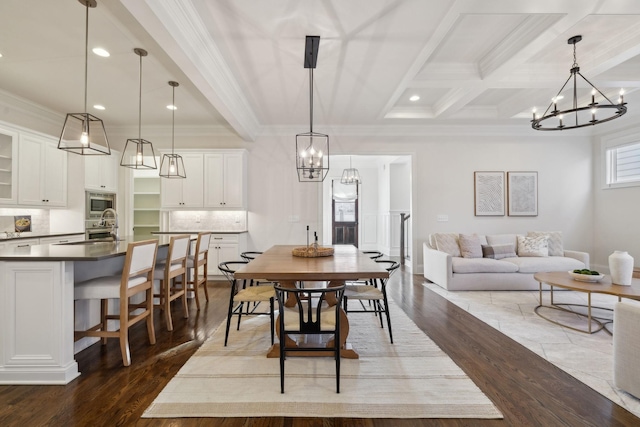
[0,125,18,205]
[204,151,246,208]
[160,153,204,208]
[85,151,119,193]
[18,133,67,207]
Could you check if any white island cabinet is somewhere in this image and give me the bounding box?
[0,236,175,385]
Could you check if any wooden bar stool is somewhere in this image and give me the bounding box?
[74,240,159,367]
[153,234,190,331]
[185,232,212,310]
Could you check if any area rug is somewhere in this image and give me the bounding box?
[422,282,640,418]
[143,300,502,419]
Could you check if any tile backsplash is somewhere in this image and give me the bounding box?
[0,209,50,236]
[168,211,247,232]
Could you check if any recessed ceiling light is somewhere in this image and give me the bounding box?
[92,47,110,57]
[409,95,420,102]
[0,53,3,58]
[93,104,105,110]
[166,105,177,110]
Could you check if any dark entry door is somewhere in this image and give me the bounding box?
[332,180,359,247]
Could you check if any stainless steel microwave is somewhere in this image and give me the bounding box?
[85,191,116,219]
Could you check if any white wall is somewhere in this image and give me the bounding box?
[593,125,640,272]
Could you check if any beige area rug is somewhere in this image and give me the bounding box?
[422,282,640,418]
[143,300,502,419]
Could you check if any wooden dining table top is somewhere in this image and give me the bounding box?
[234,244,389,282]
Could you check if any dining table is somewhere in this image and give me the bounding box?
[233,244,389,359]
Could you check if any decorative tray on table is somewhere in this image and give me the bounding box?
[292,245,334,258]
[568,270,604,282]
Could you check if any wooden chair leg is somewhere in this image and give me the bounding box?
[163,278,173,331]
[119,297,131,367]
[147,287,156,345]
[100,299,109,345]
[202,263,209,302]
[181,272,189,319]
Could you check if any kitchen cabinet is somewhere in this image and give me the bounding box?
[18,133,67,207]
[207,234,240,276]
[0,125,18,205]
[160,153,203,208]
[5,238,40,249]
[85,151,119,193]
[204,151,246,208]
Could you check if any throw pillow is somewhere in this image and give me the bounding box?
[527,231,563,256]
[517,235,549,257]
[459,234,483,258]
[482,244,517,260]
[433,233,461,257]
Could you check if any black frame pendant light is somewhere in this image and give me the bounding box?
[120,48,157,169]
[159,81,186,178]
[296,35,330,182]
[531,35,627,131]
[58,0,110,156]
[340,156,361,185]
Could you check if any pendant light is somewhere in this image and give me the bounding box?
[296,35,329,182]
[159,81,186,178]
[531,35,627,131]
[120,48,157,169]
[340,156,361,185]
[58,0,110,156]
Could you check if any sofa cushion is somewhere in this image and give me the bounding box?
[452,257,519,274]
[486,234,518,247]
[517,235,548,257]
[459,234,483,258]
[482,243,517,260]
[528,231,563,256]
[433,233,461,257]
[504,256,585,273]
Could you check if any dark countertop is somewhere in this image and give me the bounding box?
[0,231,85,241]
[152,230,248,234]
[0,235,175,261]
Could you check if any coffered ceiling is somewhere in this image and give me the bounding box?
[2,0,640,143]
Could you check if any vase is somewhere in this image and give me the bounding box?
[609,251,634,286]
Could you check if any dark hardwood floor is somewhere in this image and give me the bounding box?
[1,267,639,427]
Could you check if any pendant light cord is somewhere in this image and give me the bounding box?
[138,53,143,140]
[83,2,89,113]
[309,68,313,133]
[171,84,176,154]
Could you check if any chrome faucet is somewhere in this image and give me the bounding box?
[100,208,119,241]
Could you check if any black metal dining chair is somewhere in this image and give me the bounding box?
[219,261,275,347]
[343,259,399,343]
[274,283,346,394]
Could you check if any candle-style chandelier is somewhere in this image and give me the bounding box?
[295,35,329,182]
[531,35,627,131]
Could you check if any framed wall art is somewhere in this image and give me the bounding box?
[474,171,505,216]
[507,171,538,216]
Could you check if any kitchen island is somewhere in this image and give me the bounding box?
[0,235,176,385]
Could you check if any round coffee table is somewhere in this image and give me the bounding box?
[533,271,640,334]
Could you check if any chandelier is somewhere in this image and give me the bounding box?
[58,0,110,155]
[340,156,361,185]
[296,35,329,182]
[531,35,627,131]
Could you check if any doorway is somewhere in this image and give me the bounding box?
[332,179,358,246]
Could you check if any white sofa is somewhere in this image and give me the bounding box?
[423,233,589,291]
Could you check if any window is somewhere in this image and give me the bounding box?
[606,141,640,187]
